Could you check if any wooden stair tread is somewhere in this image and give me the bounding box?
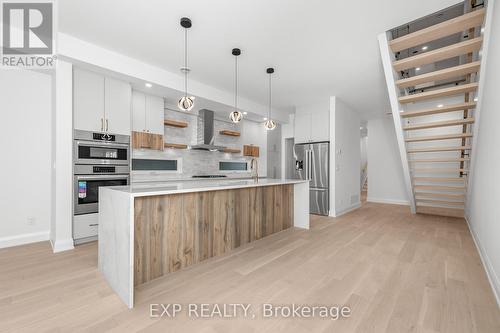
[416,198,464,206]
[413,177,465,182]
[219,130,241,137]
[389,9,485,52]
[396,61,481,88]
[407,145,471,153]
[415,192,465,199]
[416,205,464,218]
[403,117,474,130]
[414,185,465,191]
[164,143,188,149]
[405,133,473,142]
[164,119,188,128]
[412,168,468,173]
[399,83,478,104]
[401,102,476,118]
[393,37,483,71]
[410,158,470,163]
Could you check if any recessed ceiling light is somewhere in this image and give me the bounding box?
[474,97,478,102]
[243,111,248,115]
[145,83,152,88]
[415,67,421,71]
[422,46,428,51]
[263,117,268,120]
[437,104,444,108]
[359,127,363,130]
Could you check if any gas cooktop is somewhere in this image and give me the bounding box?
[191,175,228,178]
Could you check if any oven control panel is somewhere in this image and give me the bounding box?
[93,166,116,173]
[92,133,116,141]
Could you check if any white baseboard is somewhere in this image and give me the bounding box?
[367,197,409,206]
[464,216,500,307]
[0,231,49,249]
[50,238,74,253]
[330,201,361,217]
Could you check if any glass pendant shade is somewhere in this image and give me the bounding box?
[229,110,242,123]
[264,119,277,130]
[178,96,194,111]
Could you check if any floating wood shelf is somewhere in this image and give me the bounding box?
[219,130,240,137]
[164,119,188,128]
[164,143,188,149]
[223,148,241,154]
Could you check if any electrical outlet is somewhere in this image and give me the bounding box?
[27,217,36,226]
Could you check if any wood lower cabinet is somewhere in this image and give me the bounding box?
[131,131,164,151]
[133,185,294,286]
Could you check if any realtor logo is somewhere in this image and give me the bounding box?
[1,1,54,68]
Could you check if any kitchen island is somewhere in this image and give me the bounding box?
[98,178,309,308]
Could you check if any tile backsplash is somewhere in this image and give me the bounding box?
[131,107,266,182]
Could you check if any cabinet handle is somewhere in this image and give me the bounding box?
[106,119,109,132]
[89,224,98,227]
[101,118,104,131]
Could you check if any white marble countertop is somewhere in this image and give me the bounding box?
[102,178,308,197]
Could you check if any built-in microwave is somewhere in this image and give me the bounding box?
[73,129,130,165]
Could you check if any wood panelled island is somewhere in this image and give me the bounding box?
[98,179,309,308]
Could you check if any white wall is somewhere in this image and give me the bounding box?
[0,70,52,248]
[466,0,500,304]
[367,117,409,205]
[330,97,361,216]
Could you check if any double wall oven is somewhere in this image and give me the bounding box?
[73,130,130,243]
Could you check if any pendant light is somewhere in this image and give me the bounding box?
[229,48,243,123]
[178,17,195,111]
[264,67,277,130]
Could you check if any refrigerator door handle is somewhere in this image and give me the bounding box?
[305,150,309,180]
[306,149,311,180]
[309,150,313,180]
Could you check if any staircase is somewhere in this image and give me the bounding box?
[378,5,486,218]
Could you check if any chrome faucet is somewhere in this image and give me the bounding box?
[250,157,259,181]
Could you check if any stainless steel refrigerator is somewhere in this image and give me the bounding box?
[293,142,329,215]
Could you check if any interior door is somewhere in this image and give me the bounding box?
[293,144,309,180]
[310,142,329,189]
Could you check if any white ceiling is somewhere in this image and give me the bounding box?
[59,0,460,119]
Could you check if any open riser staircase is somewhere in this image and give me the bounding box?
[379,4,486,218]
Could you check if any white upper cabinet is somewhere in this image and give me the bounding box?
[294,113,311,144]
[74,68,131,135]
[74,68,105,132]
[132,91,146,132]
[105,77,131,135]
[310,110,330,142]
[146,95,164,135]
[132,91,164,135]
[294,110,330,143]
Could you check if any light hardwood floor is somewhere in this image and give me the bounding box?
[1,202,499,332]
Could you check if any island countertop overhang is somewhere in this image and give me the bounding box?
[100,178,309,197]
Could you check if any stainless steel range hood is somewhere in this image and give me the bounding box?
[191,109,226,151]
